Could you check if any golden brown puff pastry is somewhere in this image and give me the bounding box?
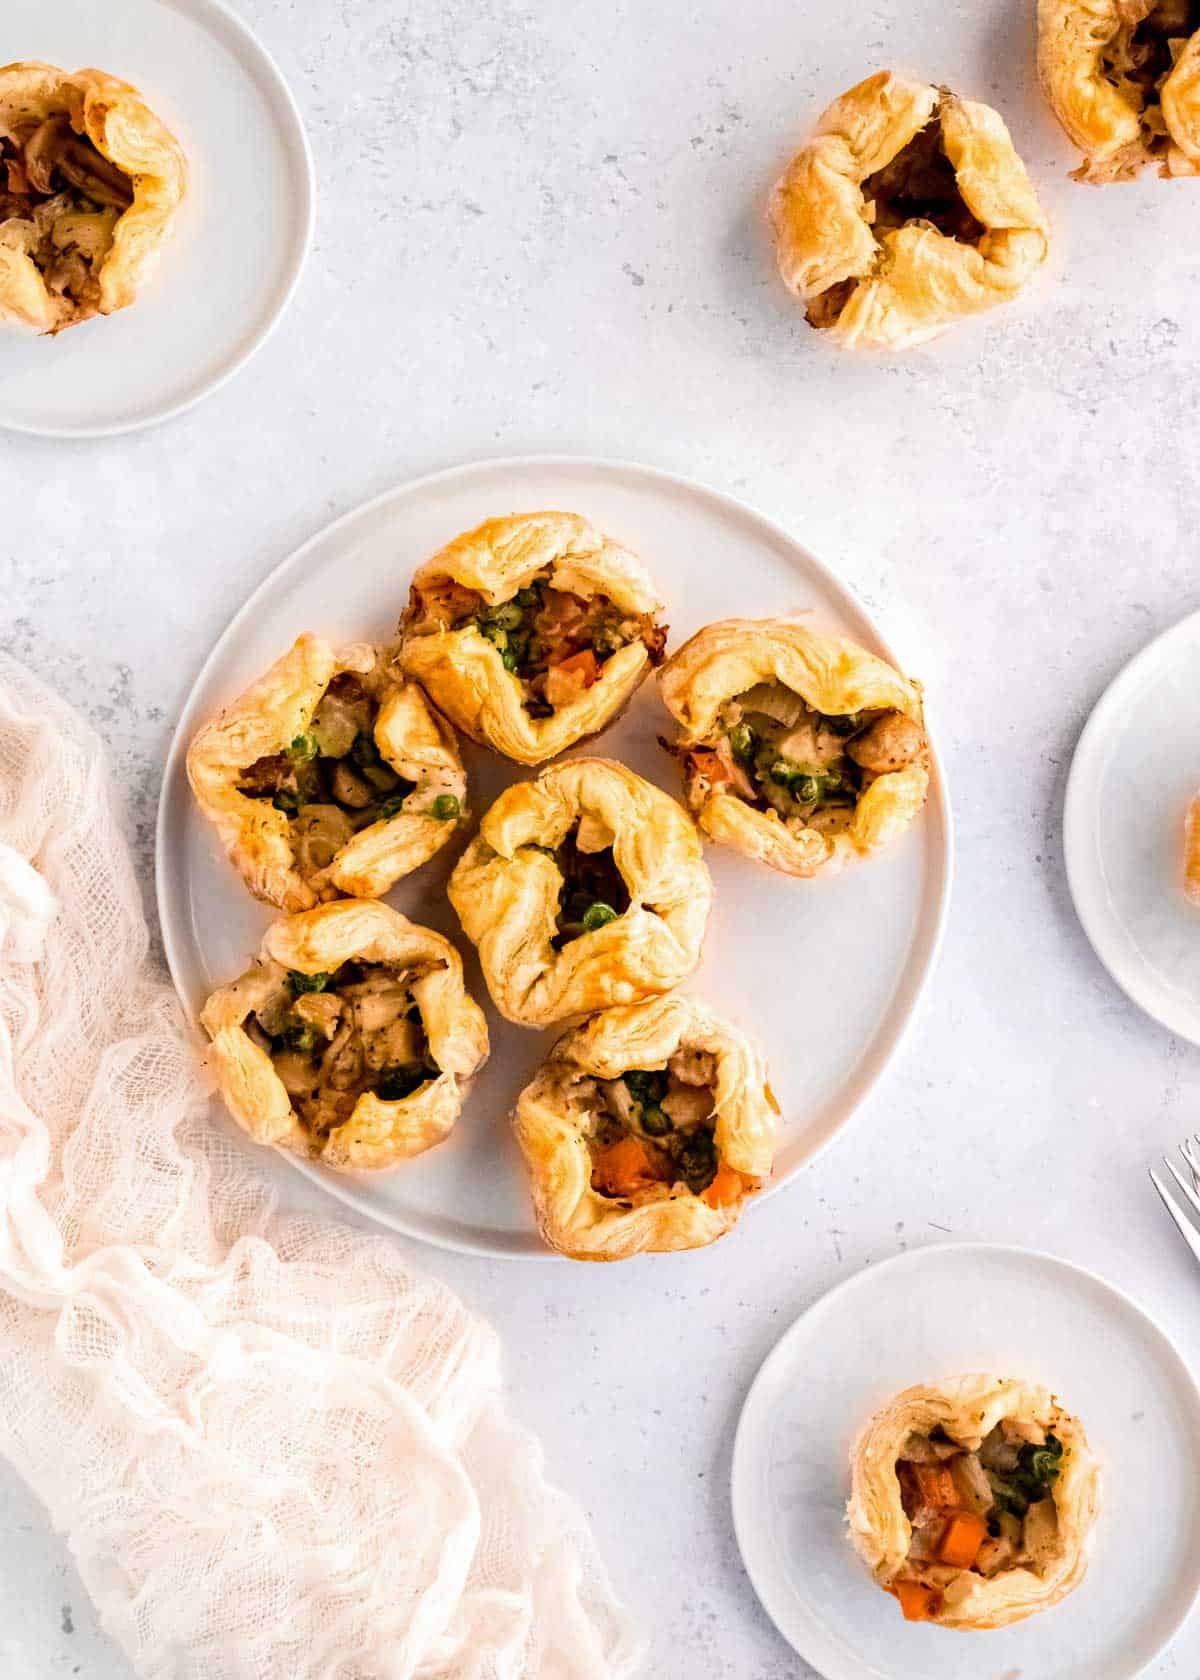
[768,71,1049,350]
[847,1374,1101,1630]
[512,992,778,1261]
[447,757,712,1027]
[187,633,467,913]
[658,618,928,878]
[398,511,667,766]
[0,61,186,334]
[1039,0,1200,180]
[201,900,489,1173]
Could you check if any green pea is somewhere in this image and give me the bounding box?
[286,733,318,762]
[824,713,860,737]
[489,602,524,631]
[284,1024,316,1052]
[581,902,619,932]
[432,794,461,821]
[378,794,407,820]
[376,1067,427,1102]
[289,970,330,994]
[640,1104,673,1137]
[480,620,507,647]
[728,722,755,760]
[501,645,519,673]
[794,774,820,803]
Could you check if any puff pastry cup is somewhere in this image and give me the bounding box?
[768,71,1049,350]
[0,61,185,334]
[201,900,488,1172]
[512,992,778,1261]
[847,1374,1101,1630]
[658,618,928,878]
[398,511,667,766]
[187,633,467,913]
[448,757,712,1027]
[1039,0,1200,179]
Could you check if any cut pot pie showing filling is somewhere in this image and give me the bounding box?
[1039,0,1200,179]
[0,61,185,334]
[399,511,667,765]
[513,992,778,1260]
[659,618,928,878]
[769,71,1049,350]
[847,1375,1101,1631]
[201,901,488,1172]
[188,634,466,913]
[448,757,712,1027]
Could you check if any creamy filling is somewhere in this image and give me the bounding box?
[405,568,666,718]
[237,673,459,887]
[245,960,441,1137]
[0,115,133,320]
[888,1421,1064,1621]
[678,682,925,835]
[549,824,631,948]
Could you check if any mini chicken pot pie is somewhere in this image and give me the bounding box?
[398,511,667,766]
[512,992,778,1261]
[1039,0,1200,179]
[659,618,928,878]
[847,1374,1101,1630]
[187,634,466,913]
[0,61,185,334]
[769,71,1049,350]
[201,900,488,1172]
[448,758,712,1027]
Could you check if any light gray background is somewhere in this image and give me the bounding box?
[3,0,1200,1675]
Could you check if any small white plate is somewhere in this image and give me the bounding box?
[1065,609,1200,1045]
[1,0,314,436]
[156,455,952,1257]
[731,1243,1200,1680]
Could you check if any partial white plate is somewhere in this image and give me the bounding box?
[157,455,952,1257]
[1065,609,1200,1045]
[731,1243,1200,1680]
[1,0,314,436]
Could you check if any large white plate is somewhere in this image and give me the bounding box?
[731,1243,1200,1680]
[157,455,952,1257]
[1064,609,1200,1046]
[1,0,313,436]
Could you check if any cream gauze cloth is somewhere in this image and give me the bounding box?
[0,654,639,1680]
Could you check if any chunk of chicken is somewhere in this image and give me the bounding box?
[668,1046,719,1087]
[294,992,343,1039]
[362,1017,424,1073]
[847,711,924,774]
[661,1082,714,1128]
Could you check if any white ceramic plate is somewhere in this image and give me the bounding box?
[731,1242,1200,1680]
[1065,609,1200,1046]
[157,455,952,1257]
[1,0,313,436]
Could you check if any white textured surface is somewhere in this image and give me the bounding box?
[1,0,1199,1675]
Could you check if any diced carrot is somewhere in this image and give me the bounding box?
[893,1581,938,1623]
[591,1136,659,1197]
[543,649,601,710]
[903,1462,958,1515]
[937,1510,988,1570]
[688,749,737,789]
[555,648,600,684]
[702,1164,746,1209]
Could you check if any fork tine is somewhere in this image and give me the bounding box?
[1162,1154,1200,1222]
[1150,1169,1200,1266]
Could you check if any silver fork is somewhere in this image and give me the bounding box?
[1150,1136,1200,1266]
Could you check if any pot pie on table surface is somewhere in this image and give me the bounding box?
[0,61,185,334]
[769,71,1049,350]
[201,900,488,1172]
[513,992,778,1261]
[448,757,712,1028]
[848,1374,1101,1630]
[187,633,466,913]
[659,618,928,878]
[1039,0,1200,179]
[398,511,667,765]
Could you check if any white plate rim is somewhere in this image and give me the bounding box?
[730,1239,1200,1680]
[155,452,954,1258]
[0,0,316,440]
[1063,606,1200,1047]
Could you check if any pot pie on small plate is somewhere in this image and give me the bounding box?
[448,757,712,1027]
[659,617,928,877]
[769,71,1049,350]
[0,60,185,334]
[513,992,778,1260]
[398,511,667,765]
[848,1374,1101,1630]
[187,633,466,912]
[1039,0,1200,179]
[201,900,488,1172]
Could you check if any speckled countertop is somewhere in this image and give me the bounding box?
[3,1,1200,1675]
